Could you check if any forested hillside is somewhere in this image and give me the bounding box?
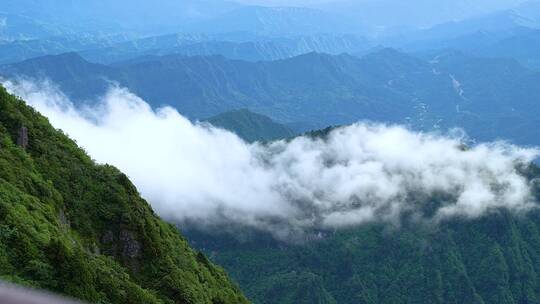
[205,109,295,142]
[183,125,540,304]
[0,86,248,304]
[189,184,540,304]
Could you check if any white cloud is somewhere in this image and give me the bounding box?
[4,79,539,239]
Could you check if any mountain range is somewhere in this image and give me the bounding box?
[0,33,370,65]
[4,76,540,303]
[3,0,540,68]
[2,48,540,146]
[4,1,540,303]
[319,0,532,30]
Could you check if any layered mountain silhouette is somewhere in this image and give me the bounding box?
[2,48,540,145]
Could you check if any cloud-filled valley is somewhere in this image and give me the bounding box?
[4,79,539,239]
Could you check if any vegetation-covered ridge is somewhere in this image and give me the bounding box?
[191,197,540,304]
[186,144,540,304]
[0,85,248,303]
[205,109,295,143]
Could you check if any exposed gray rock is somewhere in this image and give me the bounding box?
[58,209,70,228]
[16,126,28,150]
[119,230,141,259]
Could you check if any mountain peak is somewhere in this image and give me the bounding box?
[360,47,427,71]
[205,108,294,142]
[0,52,101,73]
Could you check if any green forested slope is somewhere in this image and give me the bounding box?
[0,86,249,304]
[190,209,540,304]
[188,169,540,304]
[205,109,294,142]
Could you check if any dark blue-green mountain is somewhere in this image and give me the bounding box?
[205,109,295,142]
[3,48,540,146]
[0,50,416,125]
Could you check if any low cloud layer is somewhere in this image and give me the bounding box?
[4,79,539,239]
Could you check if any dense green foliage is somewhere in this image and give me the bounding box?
[205,109,295,142]
[0,86,248,304]
[186,165,540,304]
[189,204,540,304]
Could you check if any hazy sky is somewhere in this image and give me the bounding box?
[234,0,526,9]
[234,0,339,6]
[2,0,533,36]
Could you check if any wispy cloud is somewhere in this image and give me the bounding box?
[4,79,538,240]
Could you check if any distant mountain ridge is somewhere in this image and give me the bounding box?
[0,51,413,124]
[3,48,540,146]
[397,1,540,56]
[186,5,364,35]
[0,33,370,65]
